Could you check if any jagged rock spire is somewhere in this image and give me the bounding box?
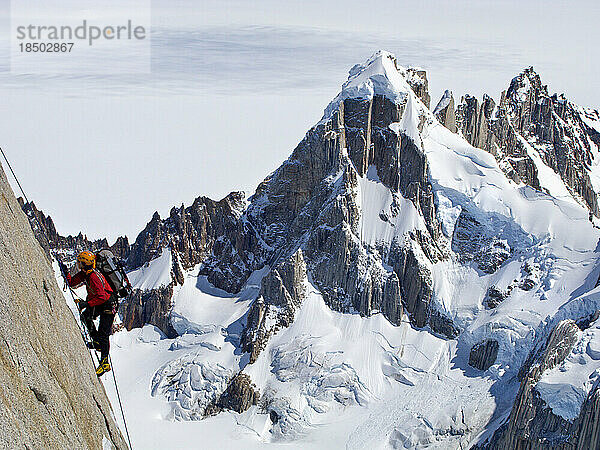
[452,66,600,217]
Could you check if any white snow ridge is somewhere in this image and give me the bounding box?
[79,51,600,449]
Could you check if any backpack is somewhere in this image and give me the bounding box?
[95,249,132,298]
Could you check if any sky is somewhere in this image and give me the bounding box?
[0,0,599,242]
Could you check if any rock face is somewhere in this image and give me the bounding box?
[484,320,584,449]
[469,339,499,371]
[0,164,126,450]
[215,374,259,414]
[455,67,600,217]
[120,284,178,338]
[405,67,431,109]
[452,209,513,274]
[574,382,600,450]
[242,250,307,363]
[456,93,496,152]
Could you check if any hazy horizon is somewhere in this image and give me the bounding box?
[1,0,599,242]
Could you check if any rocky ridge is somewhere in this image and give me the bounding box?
[440,67,600,218]
[19,199,130,262]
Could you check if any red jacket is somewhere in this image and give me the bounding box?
[67,269,113,307]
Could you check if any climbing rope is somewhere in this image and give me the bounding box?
[1,146,134,449]
[109,355,133,450]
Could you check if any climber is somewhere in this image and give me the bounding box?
[59,251,116,377]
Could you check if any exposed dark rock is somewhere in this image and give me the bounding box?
[120,284,177,338]
[405,67,431,109]
[305,223,403,324]
[485,285,512,309]
[520,279,535,291]
[519,261,541,291]
[110,235,131,261]
[452,209,512,274]
[576,310,600,331]
[242,250,307,363]
[469,339,500,371]
[456,94,496,151]
[430,309,461,339]
[484,320,581,449]
[216,374,259,413]
[388,239,433,328]
[574,382,600,450]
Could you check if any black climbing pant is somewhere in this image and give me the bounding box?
[81,295,117,361]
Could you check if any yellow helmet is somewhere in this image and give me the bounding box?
[77,251,96,274]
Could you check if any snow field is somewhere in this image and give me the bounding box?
[127,247,173,290]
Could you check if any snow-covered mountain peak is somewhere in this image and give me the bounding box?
[323,50,424,120]
[507,66,543,101]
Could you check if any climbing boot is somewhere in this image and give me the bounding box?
[95,357,111,377]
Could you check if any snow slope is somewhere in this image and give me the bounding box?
[323,50,412,121]
[128,248,173,290]
[357,165,426,246]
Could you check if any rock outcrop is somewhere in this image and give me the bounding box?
[574,381,600,450]
[120,284,178,338]
[452,209,512,274]
[485,285,512,309]
[215,374,259,414]
[242,250,307,363]
[405,67,431,109]
[433,90,457,133]
[456,93,496,152]
[0,164,127,449]
[469,339,500,371]
[484,320,584,449]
